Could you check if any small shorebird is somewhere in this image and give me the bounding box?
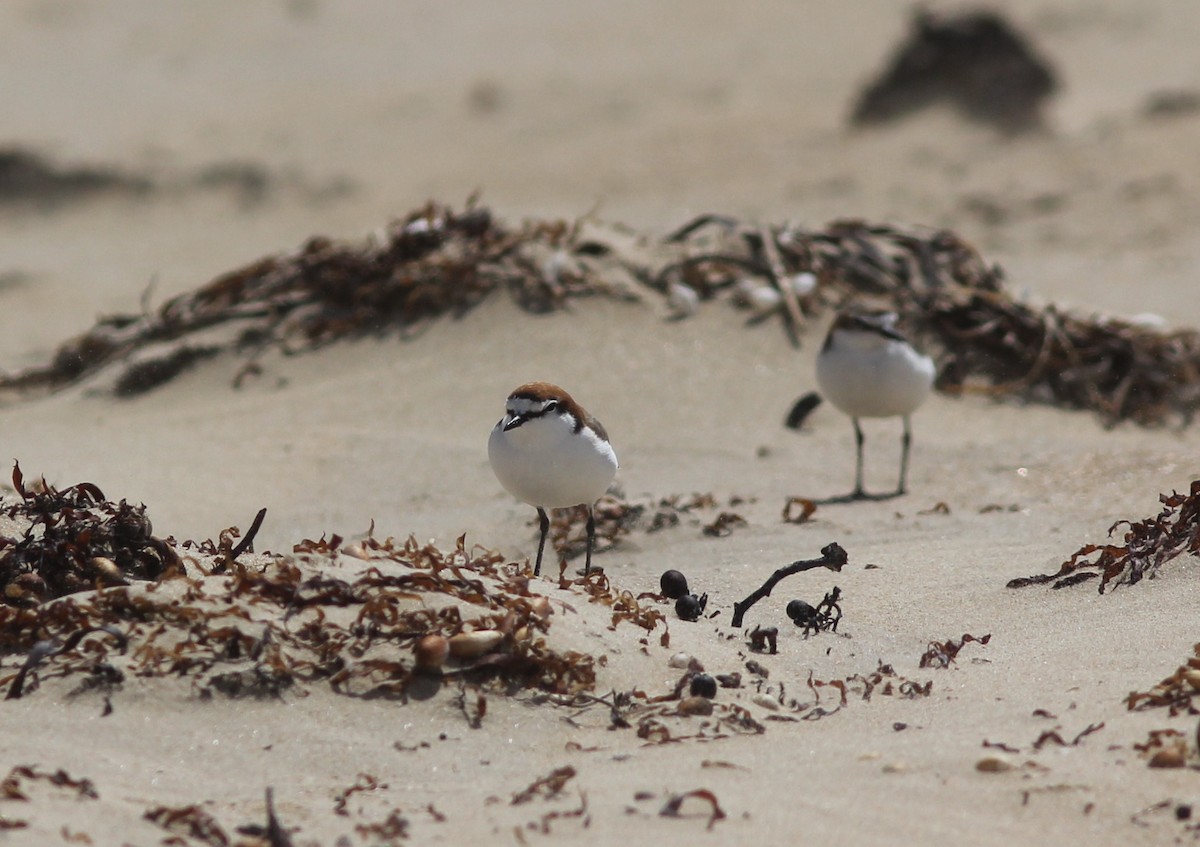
[488,382,618,576]
[815,310,935,501]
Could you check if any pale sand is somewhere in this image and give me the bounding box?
[2,2,1200,844]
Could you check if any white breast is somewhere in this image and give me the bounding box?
[488,413,618,509]
[816,330,935,419]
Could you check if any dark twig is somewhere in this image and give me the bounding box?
[730,543,848,627]
[264,787,295,847]
[231,508,268,560]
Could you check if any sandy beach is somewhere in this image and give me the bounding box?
[2,2,1200,844]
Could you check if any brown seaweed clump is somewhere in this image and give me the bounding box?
[3,201,1200,427]
[0,464,178,607]
[1126,643,1200,717]
[850,8,1058,132]
[1008,479,1200,592]
[0,532,608,703]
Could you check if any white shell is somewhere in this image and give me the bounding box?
[448,630,504,659]
[789,272,817,297]
[750,693,780,711]
[667,282,700,318]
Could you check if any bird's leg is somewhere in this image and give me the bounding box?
[897,415,913,496]
[852,417,866,499]
[534,507,550,577]
[584,505,597,576]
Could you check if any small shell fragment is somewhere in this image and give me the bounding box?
[677,696,714,716]
[975,755,1015,773]
[789,272,817,297]
[668,653,695,669]
[414,635,450,672]
[744,284,782,314]
[1182,669,1200,691]
[750,693,780,711]
[88,556,126,584]
[667,282,700,319]
[529,596,553,620]
[448,630,504,659]
[1149,747,1187,769]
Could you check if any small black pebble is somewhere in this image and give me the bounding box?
[660,569,689,599]
[689,673,718,699]
[1177,804,1193,821]
[676,594,702,621]
[893,722,908,731]
[786,599,817,626]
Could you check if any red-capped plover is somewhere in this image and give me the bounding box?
[488,382,618,576]
[815,310,935,501]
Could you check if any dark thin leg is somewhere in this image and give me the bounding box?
[815,417,902,505]
[897,415,913,495]
[584,505,596,576]
[534,507,550,576]
[852,418,866,498]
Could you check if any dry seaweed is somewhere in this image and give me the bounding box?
[144,804,229,846]
[1133,729,1193,770]
[545,492,754,561]
[918,633,991,668]
[573,568,668,641]
[3,201,1197,427]
[0,463,180,607]
[701,512,747,537]
[522,791,589,837]
[1126,643,1200,716]
[354,810,410,842]
[781,496,817,524]
[1031,723,1105,750]
[334,773,386,817]
[511,766,577,805]
[0,147,151,207]
[1010,480,1200,592]
[0,533,598,704]
[659,788,726,831]
[5,624,126,700]
[738,661,930,725]
[0,766,98,801]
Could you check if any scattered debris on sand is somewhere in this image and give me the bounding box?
[0,146,351,212]
[1126,642,1200,717]
[4,201,1198,427]
[0,148,151,207]
[0,463,179,607]
[1009,479,1200,592]
[850,9,1058,132]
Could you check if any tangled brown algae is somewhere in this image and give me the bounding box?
[2,201,1198,426]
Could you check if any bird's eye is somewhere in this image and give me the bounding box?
[543,400,559,412]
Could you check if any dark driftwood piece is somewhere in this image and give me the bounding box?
[230,507,268,560]
[730,543,848,628]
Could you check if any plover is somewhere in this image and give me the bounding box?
[488,382,618,576]
[815,310,935,500]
